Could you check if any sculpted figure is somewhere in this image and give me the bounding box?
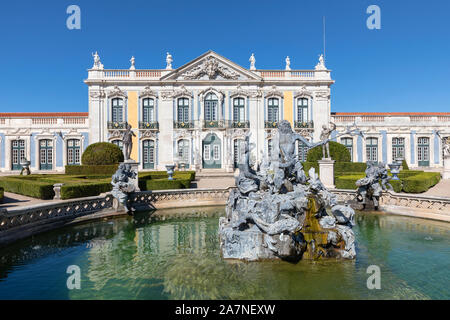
[166,52,173,70]
[320,122,336,159]
[249,53,256,70]
[122,124,136,161]
[111,164,136,214]
[444,138,450,157]
[285,56,291,71]
[219,119,356,261]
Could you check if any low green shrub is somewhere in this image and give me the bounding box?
[0,177,54,199]
[143,178,191,191]
[307,141,351,163]
[302,162,319,176]
[0,187,4,203]
[335,162,366,173]
[335,174,364,190]
[65,165,119,175]
[61,182,112,200]
[81,142,123,165]
[402,172,441,193]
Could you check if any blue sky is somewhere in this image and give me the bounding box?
[0,0,449,113]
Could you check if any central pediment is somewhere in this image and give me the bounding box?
[161,51,261,81]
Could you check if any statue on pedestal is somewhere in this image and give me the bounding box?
[249,53,256,70]
[92,51,104,70]
[166,52,173,70]
[129,56,135,70]
[122,124,136,161]
[285,56,291,71]
[320,122,336,159]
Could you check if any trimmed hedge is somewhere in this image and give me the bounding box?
[65,164,119,175]
[0,187,4,204]
[81,142,124,165]
[307,141,351,163]
[402,159,409,171]
[0,177,54,199]
[402,172,441,193]
[142,178,191,191]
[335,171,441,194]
[61,182,112,200]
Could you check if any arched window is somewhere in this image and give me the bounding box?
[143,140,155,169]
[67,139,81,165]
[111,98,124,123]
[297,98,308,123]
[177,98,189,123]
[267,98,279,122]
[142,98,154,123]
[177,139,190,164]
[233,98,245,122]
[204,93,218,121]
[341,137,353,161]
[366,138,378,162]
[392,137,405,161]
[418,137,430,167]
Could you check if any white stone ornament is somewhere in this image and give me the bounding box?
[249,53,256,70]
[166,52,173,70]
[285,56,291,70]
[315,54,326,70]
[129,56,135,70]
[92,51,104,70]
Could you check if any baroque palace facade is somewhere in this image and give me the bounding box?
[0,50,449,173]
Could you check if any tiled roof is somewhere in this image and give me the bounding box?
[332,112,450,116]
[0,112,88,118]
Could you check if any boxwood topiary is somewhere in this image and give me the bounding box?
[306,141,351,163]
[402,159,409,171]
[81,142,124,165]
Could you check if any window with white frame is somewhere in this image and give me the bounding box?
[204,93,218,121]
[267,98,279,122]
[233,98,245,122]
[177,98,189,123]
[392,137,405,161]
[67,139,81,165]
[297,140,309,162]
[111,98,124,123]
[177,139,189,162]
[366,137,378,162]
[142,98,155,123]
[341,137,353,161]
[297,98,308,123]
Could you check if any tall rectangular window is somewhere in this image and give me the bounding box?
[267,98,279,123]
[341,137,353,161]
[233,98,245,122]
[143,98,155,123]
[297,98,308,123]
[366,137,378,162]
[297,141,309,162]
[392,137,405,161]
[111,98,123,123]
[177,98,189,123]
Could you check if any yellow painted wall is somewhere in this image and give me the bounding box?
[283,91,293,125]
[127,91,139,161]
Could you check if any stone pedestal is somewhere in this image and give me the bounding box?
[444,156,450,180]
[123,160,140,192]
[318,159,335,189]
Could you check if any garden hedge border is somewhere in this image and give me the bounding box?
[65,165,119,175]
[0,187,4,204]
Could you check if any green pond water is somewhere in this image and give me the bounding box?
[0,206,449,300]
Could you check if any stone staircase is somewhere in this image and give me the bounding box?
[193,169,236,189]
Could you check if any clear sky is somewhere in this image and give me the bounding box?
[0,0,449,113]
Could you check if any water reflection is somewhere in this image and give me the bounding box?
[0,207,449,300]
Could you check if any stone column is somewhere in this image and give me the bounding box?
[318,159,335,189]
[444,155,450,179]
